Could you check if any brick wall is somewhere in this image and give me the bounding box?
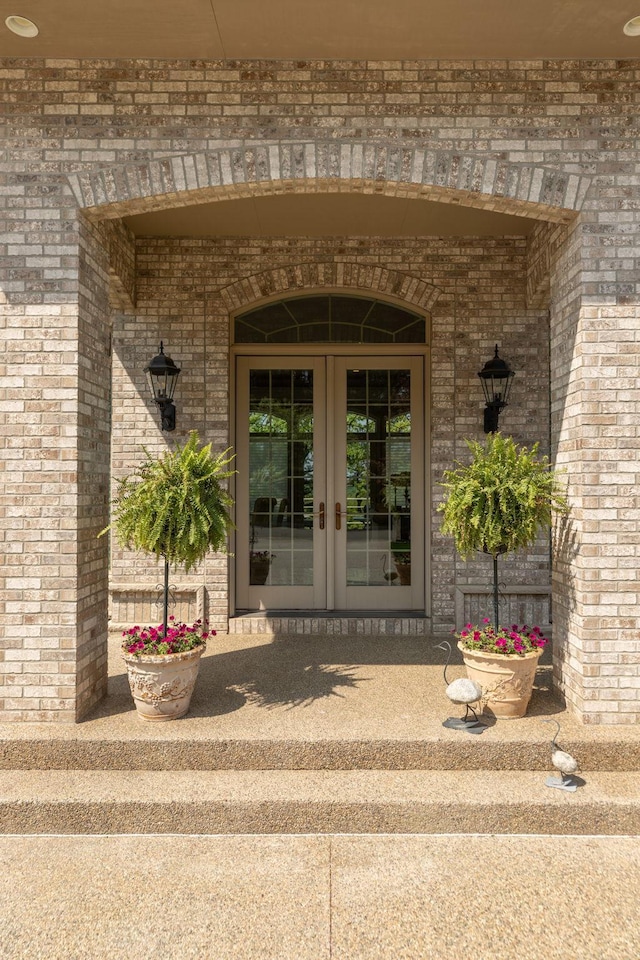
[109,235,547,634]
[1,57,638,721]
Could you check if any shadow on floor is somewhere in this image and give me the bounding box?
[87,633,564,723]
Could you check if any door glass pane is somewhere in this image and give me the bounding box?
[345,369,411,587]
[249,369,314,586]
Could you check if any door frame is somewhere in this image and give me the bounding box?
[235,355,328,611]
[333,354,425,611]
[230,341,431,616]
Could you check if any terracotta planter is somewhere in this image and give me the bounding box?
[122,644,206,721]
[458,641,543,719]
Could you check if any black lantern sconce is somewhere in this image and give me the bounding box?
[145,342,181,432]
[478,345,515,434]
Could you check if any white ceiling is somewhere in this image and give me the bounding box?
[2,0,640,59]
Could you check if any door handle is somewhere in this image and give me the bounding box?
[335,502,342,530]
[318,502,325,530]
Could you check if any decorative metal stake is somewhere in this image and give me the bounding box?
[162,556,170,639]
[493,553,499,631]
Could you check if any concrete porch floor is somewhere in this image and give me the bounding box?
[1,630,639,768]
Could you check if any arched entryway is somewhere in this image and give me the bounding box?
[232,291,430,613]
[63,139,591,721]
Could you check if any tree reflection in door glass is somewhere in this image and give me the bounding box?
[249,370,314,586]
[345,369,411,587]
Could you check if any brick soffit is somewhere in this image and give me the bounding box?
[68,141,590,224]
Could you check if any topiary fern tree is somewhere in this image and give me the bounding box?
[102,431,235,637]
[439,433,567,628]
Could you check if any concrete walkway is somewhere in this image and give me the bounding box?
[0,833,639,959]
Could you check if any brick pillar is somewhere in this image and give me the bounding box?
[0,195,111,721]
[551,220,640,724]
[75,215,112,719]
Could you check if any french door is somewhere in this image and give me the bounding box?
[235,354,424,611]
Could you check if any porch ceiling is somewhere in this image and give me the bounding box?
[2,0,639,60]
[123,193,537,239]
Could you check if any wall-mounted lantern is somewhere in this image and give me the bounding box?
[145,342,181,432]
[478,345,514,434]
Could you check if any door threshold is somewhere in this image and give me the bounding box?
[229,611,432,636]
[233,610,429,618]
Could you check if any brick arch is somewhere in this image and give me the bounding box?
[219,262,441,315]
[68,141,590,224]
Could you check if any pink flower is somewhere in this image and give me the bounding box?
[122,617,208,658]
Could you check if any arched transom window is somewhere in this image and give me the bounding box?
[234,295,426,344]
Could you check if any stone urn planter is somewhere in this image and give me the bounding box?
[122,643,206,721]
[458,641,543,719]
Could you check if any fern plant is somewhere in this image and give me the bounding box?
[102,431,234,637]
[439,433,567,627]
[107,431,234,570]
[439,433,566,558]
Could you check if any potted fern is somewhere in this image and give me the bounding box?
[438,433,566,717]
[102,431,234,720]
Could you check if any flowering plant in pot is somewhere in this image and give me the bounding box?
[121,616,215,720]
[453,618,549,719]
[102,431,234,721]
[456,619,548,657]
[122,616,212,657]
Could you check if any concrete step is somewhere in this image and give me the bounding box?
[1,769,638,835]
[2,729,640,772]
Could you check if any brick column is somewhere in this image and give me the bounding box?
[0,193,111,721]
[75,215,112,719]
[551,218,640,724]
